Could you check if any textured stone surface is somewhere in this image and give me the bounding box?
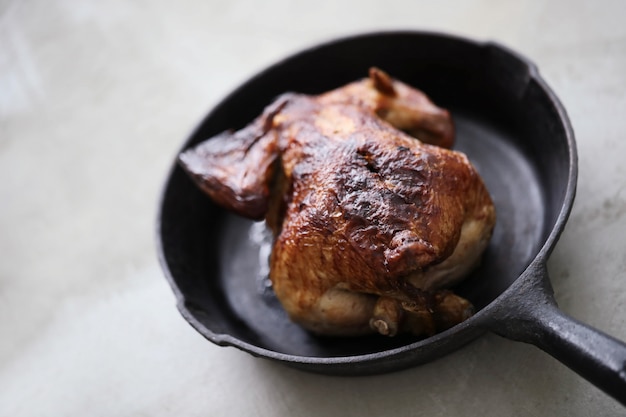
[1,0,625,414]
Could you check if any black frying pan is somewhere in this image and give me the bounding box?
[157,31,626,405]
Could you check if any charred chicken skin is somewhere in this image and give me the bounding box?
[180,68,496,337]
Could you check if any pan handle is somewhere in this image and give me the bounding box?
[487,264,626,406]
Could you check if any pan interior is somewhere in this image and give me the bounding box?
[159,32,572,360]
[210,110,545,357]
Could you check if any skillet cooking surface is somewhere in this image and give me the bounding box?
[210,110,546,357]
[159,31,572,365]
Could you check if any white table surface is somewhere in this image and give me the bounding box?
[2,0,626,415]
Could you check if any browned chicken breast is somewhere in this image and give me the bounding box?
[180,68,496,337]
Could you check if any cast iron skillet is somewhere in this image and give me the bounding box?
[157,31,626,405]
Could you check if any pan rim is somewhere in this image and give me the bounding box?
[156,29,578,368]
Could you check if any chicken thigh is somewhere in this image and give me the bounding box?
[180,68,496,337]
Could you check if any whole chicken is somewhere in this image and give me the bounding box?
[180,68,496,337]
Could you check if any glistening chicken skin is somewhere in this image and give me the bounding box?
[180,68,496,337]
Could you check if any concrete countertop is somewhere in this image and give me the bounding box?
[2,0,625,415]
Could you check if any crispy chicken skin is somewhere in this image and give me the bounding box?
[180,68,496,337]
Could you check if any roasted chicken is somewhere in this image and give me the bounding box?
[180,68,496,337]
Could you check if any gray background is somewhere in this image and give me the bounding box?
[2,0,625,415]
